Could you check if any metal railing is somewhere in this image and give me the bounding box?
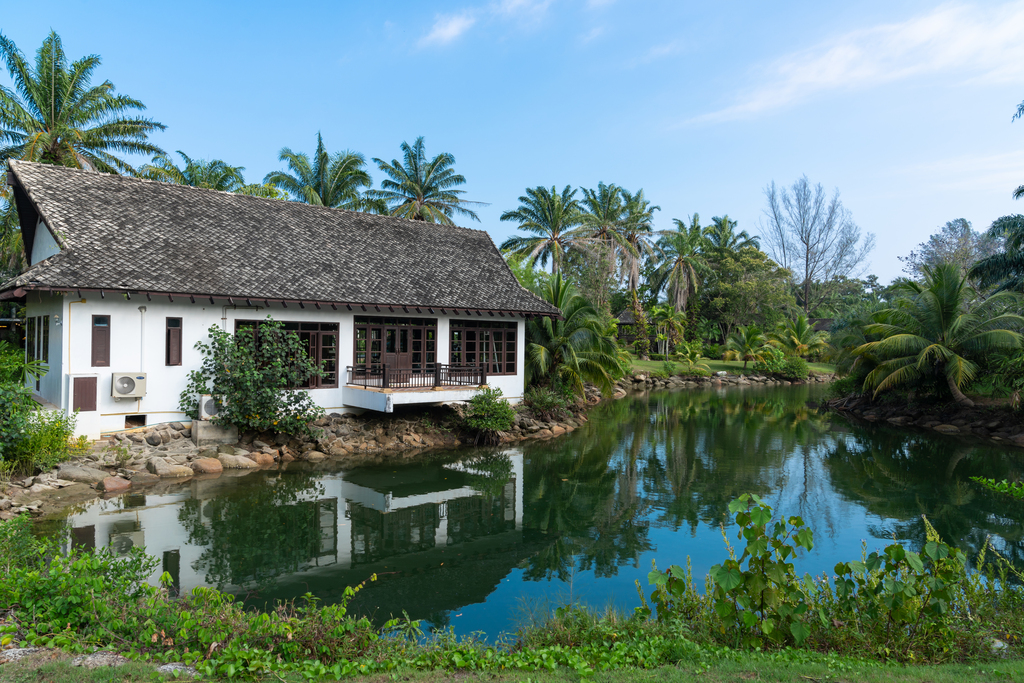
[346,364,487,389]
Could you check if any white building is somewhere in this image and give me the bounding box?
[1,161,559,440]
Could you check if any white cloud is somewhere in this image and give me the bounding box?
[631,40,682,66]
[579,26,605,43]
[893,150,1024,195]
[492,0,554,18]
[692,2,1024,123]
[418,12,478,47]
[586,0,615,8]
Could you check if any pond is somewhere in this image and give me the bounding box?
[44,384,1024,638]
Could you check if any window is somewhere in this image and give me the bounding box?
[26,315,49,390]
[450,321,517,375]
[352,316,438,373]
[234,320,339,389]
[166,318,182,366]
[91,315,110,367]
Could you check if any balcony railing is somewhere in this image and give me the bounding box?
[346,364,487,390]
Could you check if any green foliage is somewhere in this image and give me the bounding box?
[505,252,551,293]
[781,356,809,380]
[0,514,40,575]
[0,340,47,384]
[11,408,79,472]
[465,387,516,444]
[178,318,324,436]
[263,132,373,210]
[703,342,722,359]
[828,375,860,398]
[725,326,769,370]
[770,315,830,358]
[500,185,583,275]
[971,476,1024,501]
[675,341,711,374]
[524,385,569,421]
[0,382,33,462]
[662,361,677,376]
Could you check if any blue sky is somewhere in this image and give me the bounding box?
[4,0,1024,282]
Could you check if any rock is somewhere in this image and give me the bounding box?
[170,422,186,431]
[0,648,43,663]
[217,444,236,455]
[96,476,131,493]
[275,433,289,445]
[198,448,218,459]
[169,430,184,441]
[232,447,250,456]
[72,652,132,669]
[1011,434,1024,448]
[129,472,161,485]
[250,452,276,467]
[144,432,160,446]
[191,457,224,474]
[550,425,566,436]
[253,440,269,449]
[887,416,911,425]
[933,424,960,434]
[0,499,11,511]
[57,464,108,484]
[536,429,553,438]
[146,458,193,477]
[156,663,197,678]
[218,454,259,469]
[304,451,327,463]
[25,483,55,495]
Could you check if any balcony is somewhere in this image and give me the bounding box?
[343,364,488,413]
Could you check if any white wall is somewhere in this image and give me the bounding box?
[29,220,61,265]
[27,294,527,439]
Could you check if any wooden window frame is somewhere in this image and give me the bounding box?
[91,315,110,368]
[352,316,438,373]
[233,320,339,389]
[450,321,517,375]
[166,317,183,366]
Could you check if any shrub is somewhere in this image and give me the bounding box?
[179,319,325,436]
[647,353,667,361]
[662,361,678,376]
[0,382,33,463]
[524,386,568,421]
[751,345,786,375]
[702,342,722,360]
[0,340,46,385]
[780,356,809,380]
[465,387,516,444]
[827,375,860,399]
[12,409,79,472]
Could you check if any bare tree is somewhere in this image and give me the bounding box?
[760,176,875,315]
[898,218,1002,280]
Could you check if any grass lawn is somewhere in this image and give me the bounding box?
[627,353,835,377]
[2,651,1021,683]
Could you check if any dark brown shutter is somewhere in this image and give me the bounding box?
[166,318,182,366]
[73,376,97,412]
[91,316,110,367]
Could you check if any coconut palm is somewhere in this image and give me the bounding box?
[856,263,1024,407]
[619,188,660,293]
[969,214,1024,292]
[649,215,708,313]
[264,133,373,210]
[770,314,830,358]
[139,152,246,191]
[526,273,621,397]
[499,185,582,274]
[0,31,165,173]
[723,325,768,370]
[704,215,759,253]
[571,182,635,263]
[369,136,485,224]
[650,304,685,356]
[677,341,711,374]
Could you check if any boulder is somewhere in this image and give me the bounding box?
[129,471,161,485]
[250,452,276,467]
[72,653,132,669]
[933,424,960,435]
[191,457,224,474]
[169,422,186,431]
[536,429,553,438]
[550,425,566,436]
[304,451,327,463]
[57,464,108,484]
[145,433,161,446]
[97,476,131,493]
[217,444,236,455]
[146,458,194,477]
[218,454,259,469]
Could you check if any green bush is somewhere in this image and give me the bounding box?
[662,361,678,376]
[751,345,786,375]
[465,387,516,444]
[702,342,722,359]
[179,318,325,436]
[524,386,568,421]
[828,375,860,399]
[780,356,809,380]
[12,409,79,472]
[0,382,33,463]
[0,340,46,385]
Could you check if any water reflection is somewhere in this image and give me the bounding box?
[54,384,1024,635]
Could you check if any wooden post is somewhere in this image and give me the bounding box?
[480,362,487,387]
[382,364,389,389]
[434,363,441,388]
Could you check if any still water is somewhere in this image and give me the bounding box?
[49,384,1024,637]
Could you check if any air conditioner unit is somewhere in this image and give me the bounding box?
[111,372,147,399]
[197,394,226,421]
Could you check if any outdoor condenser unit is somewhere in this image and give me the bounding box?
[111,372,147,399]
[197,394,226,421]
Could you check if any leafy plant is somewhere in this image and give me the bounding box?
[0,382,33,463]
[751,345,786,375]
[465,387,516,445]
[781,356,809,380]
[11,408,78,472]
[662,360,678,376]
[178,318,325,436]
[524,386,569,421]
[971,476,1024,501]
[0,340,47,384]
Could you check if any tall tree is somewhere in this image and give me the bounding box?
[0,31,165,173]
[264,133,372,210]
[760,176,875,315]
[499,185,582,274]
[570,182,634,311]
[139,152,247,191]
[857,263,1024,407]
[619,188,660,294]
[899,218,1001,279]
[970,214,1024,292]
[650,215,708,313]
[369,136,484,224]
[704,215,759,253]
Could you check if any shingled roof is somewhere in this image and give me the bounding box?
[1,160,560,316]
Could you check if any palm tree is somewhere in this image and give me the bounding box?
[649,215,708,313]
[499,185,582,274]
[369,136,485,224]
[264,133,372,210]
[677,341,711,374]
[650,304,685,356]
[723,325,768,370]
[0,31,165,173]
[856,263,1024,406]
[526,273,621,397]
[139,152,247,191]
[619,188,660,294]
[704,215,759,253]
[770,314,830,358]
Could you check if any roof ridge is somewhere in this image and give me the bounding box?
[8,159,491,236]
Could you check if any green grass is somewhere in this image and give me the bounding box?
[3,650,1021,683]
[627,353,835,377]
